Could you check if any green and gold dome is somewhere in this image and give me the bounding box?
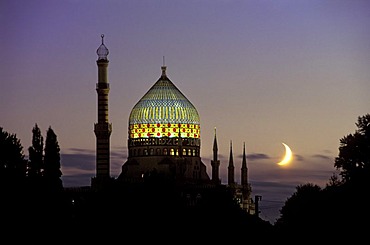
[128,66,200,139]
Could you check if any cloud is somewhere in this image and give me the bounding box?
[64,148,95,154]
[205,153,271,162]
[61,152,95,170]
[246,153,270,161]
[312,154,333,161]
[294,154,304,161]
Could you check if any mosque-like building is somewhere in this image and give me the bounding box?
[90,35,255,215]
[117,64,210,184]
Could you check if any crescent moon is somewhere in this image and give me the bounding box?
[277,143,293,166]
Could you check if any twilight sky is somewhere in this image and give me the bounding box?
[1,0,369,223]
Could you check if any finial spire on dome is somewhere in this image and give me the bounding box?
[97,34,109,61]
[161,56,167,77]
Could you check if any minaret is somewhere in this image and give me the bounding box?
[93,34,112,188]
[228,140,235,186]
[211,127,220,184]
[240,142,253,213]
[241,142,248,188]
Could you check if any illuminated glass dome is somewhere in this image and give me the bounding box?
[128,66,200,139]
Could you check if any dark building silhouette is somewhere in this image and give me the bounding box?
[211,128,221,185]
[240,142,253,212]
[67,35,256,217]
[228,140,235,186]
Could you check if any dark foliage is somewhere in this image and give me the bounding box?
[28,123,44,179]
[276,183,323,227]
[43,126,63,192]
[335,114,370,185]
[0,127,27,189]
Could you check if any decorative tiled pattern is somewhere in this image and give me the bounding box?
[129,74,200,139]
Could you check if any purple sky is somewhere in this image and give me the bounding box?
[2,0,369,223]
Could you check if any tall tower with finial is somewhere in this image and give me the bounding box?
[241,142,248,188]
[228,140,235,186]
[240,142,253,213]
[92,34,112,189]
[211,127,221,184]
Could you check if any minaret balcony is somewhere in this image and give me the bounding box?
[96,83,110,89]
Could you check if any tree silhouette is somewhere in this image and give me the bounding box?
[275,183,323,229]
[334,113,370,186]
[0,127,27,188]
[28,123,44,183]
[43,126,63,192]
[1,126,68,241]
[332,113,370,238]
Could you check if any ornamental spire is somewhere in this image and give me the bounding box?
[161,56,167,77]
[242,142,247,168]
[228,140,235,186]
[213,127,218,161]
[211,127,220,184]
[229,140,234,167]
[241,142,248,187]
[97,34,109,61]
